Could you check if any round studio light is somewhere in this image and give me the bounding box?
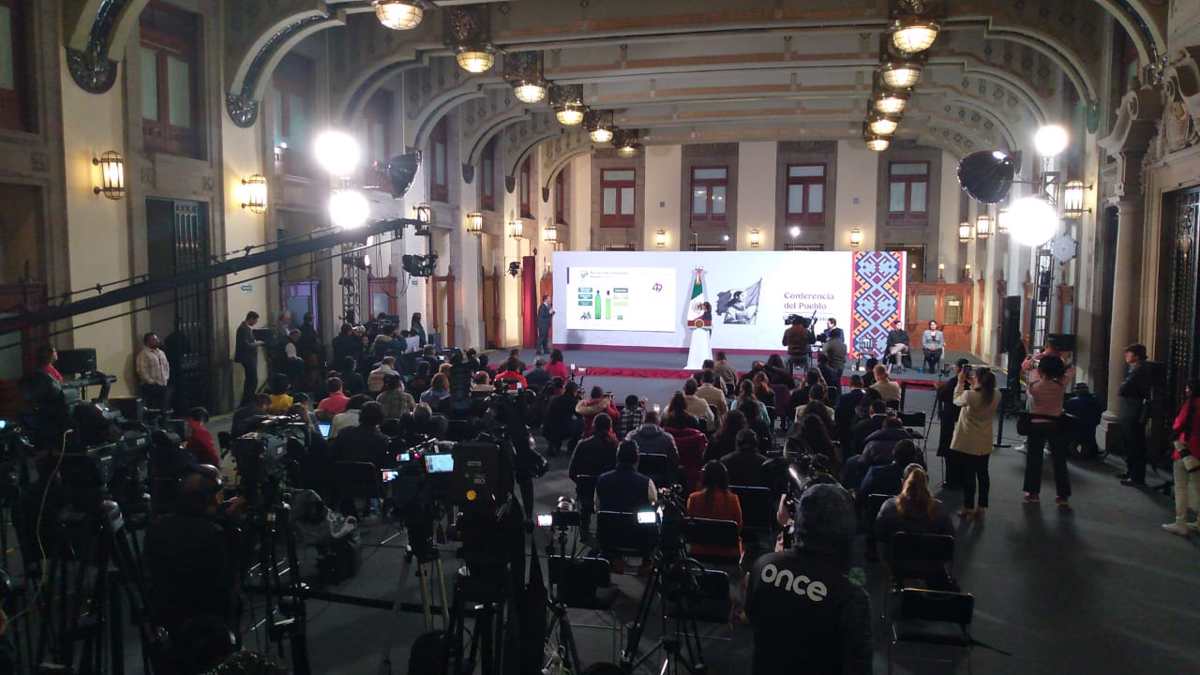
[874,91,909,115]
[890,18,940,54]
[456,46,495,74]
[1007,196,1059,247]
[590,126,614,144]
[880,61,922,89]
[329,189,371,230]
[373,0,423,30]
[555,103,585,126]
[868,115,899,136]
[313,129,361,177]
[865,135,890,152]
[788,225,801,238]
[1034,124,1069,157]
[512,80,547,104]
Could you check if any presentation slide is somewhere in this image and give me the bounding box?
[551,251,906,355]
[565,266,677,332]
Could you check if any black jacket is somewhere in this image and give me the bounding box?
[850,415,887,457]
[332,425,391,465]
[721,449,768,487]
[235,322,257,363]
[596,464,654,512]
[1118,361,1153,401]
[569,434,617,481]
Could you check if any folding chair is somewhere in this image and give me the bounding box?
[683,516,742,566]
[730,485,775,558]
[637,453,675,489]
[882,532,957,619]
[864,492,891,558]
[888,588,976,675]
[595,510,655,568]
[548,555,623,660]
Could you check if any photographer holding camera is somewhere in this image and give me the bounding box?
[746,483,871,675]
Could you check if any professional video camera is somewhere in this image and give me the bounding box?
[58,401,152,512]
[231,414,309,506]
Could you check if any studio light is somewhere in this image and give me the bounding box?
[466,211,484,235]
[1007,196,1059,247]
[1034,124,1069,157]
[849,228,864,248]
[1063,179,1088,218]
[788,225,801,239]
[868,115,899,136]
[314,129,361,178]
[865,135,890,152]
[890,17,940,54]
[385,151,422,199]
[329,189,371,230]
[456,46,495,74]
[513,80,547,104]
[958,221,973,243]
[957,150,1016,204]
[373,0,424,30]
[873,90,909,115]
[975,213,992,240]
[880,61,922,89]
[240,174,268,214]
[555,102,585,126]
[92,151,126,200]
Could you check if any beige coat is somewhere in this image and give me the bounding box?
[950,382,998,455]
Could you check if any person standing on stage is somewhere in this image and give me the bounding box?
[1117,344,1153,486]
[136,331,171,411]
[536,295,555,355]
[234,311,261,406]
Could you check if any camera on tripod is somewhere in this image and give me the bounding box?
[535,496,581,529]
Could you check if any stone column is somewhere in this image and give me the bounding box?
[1104,199,1143,410]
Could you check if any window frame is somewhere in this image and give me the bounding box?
[554,168,568,225]
[363,89,392,169]
[429,116,449,203]
[784,163,827,227]
[271,53,315,177]
[689,165,729,224]
[886,161,930,227]
[519,156,532,218]
[139,1,204,158]
[600,168,636,227]
[0,0,32,132]
[480,138,495,211]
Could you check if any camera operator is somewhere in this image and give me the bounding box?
[782,316,815,370]
[330,401,390,465]
[231,394,271,438]
[746,483,871,675]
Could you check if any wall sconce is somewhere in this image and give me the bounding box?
[655,229,667,248]
[749,228,762,248]
[958,221,973,243]
[92,151,126,200]
[937,262,945,281]
[963,263,972,281]
[240,174,268,214]
[508,218,525,238]
[1062,180,1090,218]
[996,206,1010,234]
[413,203,433,225]
[543,223,558,245]
[849,228,863,248]
[975,214,992,240]
[466,211,484,235]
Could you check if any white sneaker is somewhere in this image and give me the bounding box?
[1161,520,1191,536]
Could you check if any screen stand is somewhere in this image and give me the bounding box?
[684,327,712,370]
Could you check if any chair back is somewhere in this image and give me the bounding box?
[866,493,891,522]
[332,461,383,500]
[665,568,731,624]
[897,588,974,626]
[889,532,955,567]
[684,517,740,548]
[731,485,775,531]
[637,453,674,489]
[596,510,654,554]
[548,555,615,610]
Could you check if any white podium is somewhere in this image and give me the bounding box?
[684,327,713,370]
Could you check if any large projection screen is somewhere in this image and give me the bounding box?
[551,251,906,355]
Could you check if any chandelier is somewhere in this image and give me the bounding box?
[373,1,424,30]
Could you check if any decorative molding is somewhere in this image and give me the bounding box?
[1098,86,1164,198]
[225,93,260,128]
[66,47,118,94]
[225,13,333,128]
[461,163,475,184]
[65,0,140,94]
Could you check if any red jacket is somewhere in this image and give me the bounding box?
[576,397,619,437]
[186,419,221,467]
[664,425,708,490]
[1171,398,1200,460]
[545,361,570,382]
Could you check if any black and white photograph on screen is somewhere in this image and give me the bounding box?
[716,279,761,325]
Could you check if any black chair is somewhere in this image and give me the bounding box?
[596,510,655,563]
[882,532,958,619]
[664,565,732,625]
[730,485,775,557]
[637,453,675,489]
[683,516,741,565]
[332,461,382,516]
[888,588,976,675]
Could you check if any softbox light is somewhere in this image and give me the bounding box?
[957,150,1015,204]
[386,151,422,199]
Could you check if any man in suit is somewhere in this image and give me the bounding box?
[536,296,555,355]
[235,311,261,406]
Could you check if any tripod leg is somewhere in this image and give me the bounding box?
[435,561,450,629]
[621,565,661,669]
[555,606,583,675]
[417,561,433,629]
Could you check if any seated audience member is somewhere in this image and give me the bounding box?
[788,369,824,412]
[682,379,717,430]
[367,356,399,393]
[662,407,708,488]
[859,439,922,499]
[405,402,449,439]
[1064,382,1103,458]
[708,409,747,461]
[713,351,738,392]
[763,354,793,387]
[407,361,432,400]
[569,413,619,537]
[595,440,658,574]
[816,353,842,405]
[476,354,492,374]
[625,409,680,465]
[525,358,551,390]
[231,394,272,438]
[662,391,704,432]
[850,400,889,457]
[870,365,902,404]
[544,381,584,457]
[794,384,835,433]
[735,380,771,430]
[721,428,768,487]
[576,386,620,437]
[332,401,390,465]
[266,374,294,414]
[317,377,351,420]
[695,371,729,417]
[546,349,570,382]
[835,376,867,448]
[493,358,529,390]
[469,370,495,395]
[686,460,744,560]
[874,464,954,582]
[331,394,370,439]
[506,349,527,373]
[752,372,776,409]
[619,394,646,438]
[737,397,773,452]
[376,374,416,419]
[185,407,220,467]
[420,373,451,406]
[843,417,910,488]
[339,356,366,395]
[788,414,838,472]
[861,357,880,388]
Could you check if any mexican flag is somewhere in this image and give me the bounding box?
[686,268,710,328]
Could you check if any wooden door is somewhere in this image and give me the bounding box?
[428,273,456,349]
[368,276,398,318]
[520,256,537,348]
[905,281,973,352]
[481,267,500,349]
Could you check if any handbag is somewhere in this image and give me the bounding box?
[1178,441,1200,472]
[1016,412,1033,436]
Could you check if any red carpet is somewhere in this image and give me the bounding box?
[577,365,939,390]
